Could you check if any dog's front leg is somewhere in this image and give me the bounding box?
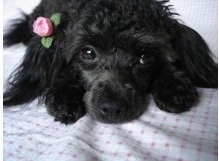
[151,65,198,113]
[43,80,86,124]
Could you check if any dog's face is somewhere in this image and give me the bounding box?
[64,5,169,123]
[78,46,160,123]
[73,43,161,123]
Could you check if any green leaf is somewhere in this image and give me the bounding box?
[41,36,54,48]
[50,13,62,28]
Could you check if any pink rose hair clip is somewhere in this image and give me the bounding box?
[33,13,61,48]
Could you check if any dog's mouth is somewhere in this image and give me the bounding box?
[83,84,147,123]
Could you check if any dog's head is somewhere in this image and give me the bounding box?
[63,1,174,123]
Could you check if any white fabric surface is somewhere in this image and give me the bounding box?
[168,0,218,58]
[3,1,218,161]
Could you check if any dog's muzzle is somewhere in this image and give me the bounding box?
[84,80,145,123]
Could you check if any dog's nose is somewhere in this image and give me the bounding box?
[100,100,127,117]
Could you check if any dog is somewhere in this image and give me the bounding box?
[3,0,218,124]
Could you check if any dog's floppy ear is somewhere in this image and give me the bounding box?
[3,13,70,106]
[171,24,218,88]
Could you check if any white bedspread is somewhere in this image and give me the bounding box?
[3,1,218,161]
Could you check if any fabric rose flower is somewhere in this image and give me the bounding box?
[33,17,54,37]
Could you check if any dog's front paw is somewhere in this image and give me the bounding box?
[44,87,86,125]
[152,71,198,113]
[49,103,85,125]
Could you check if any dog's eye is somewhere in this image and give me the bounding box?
[80,47,97,60]
[139,54,154,64]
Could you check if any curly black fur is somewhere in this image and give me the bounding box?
[4,0,218,124]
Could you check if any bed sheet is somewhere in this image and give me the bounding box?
[3,1,218,161]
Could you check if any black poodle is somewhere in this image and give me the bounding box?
[3,0,218,124]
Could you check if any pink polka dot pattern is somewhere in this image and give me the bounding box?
[3,87,217,161]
